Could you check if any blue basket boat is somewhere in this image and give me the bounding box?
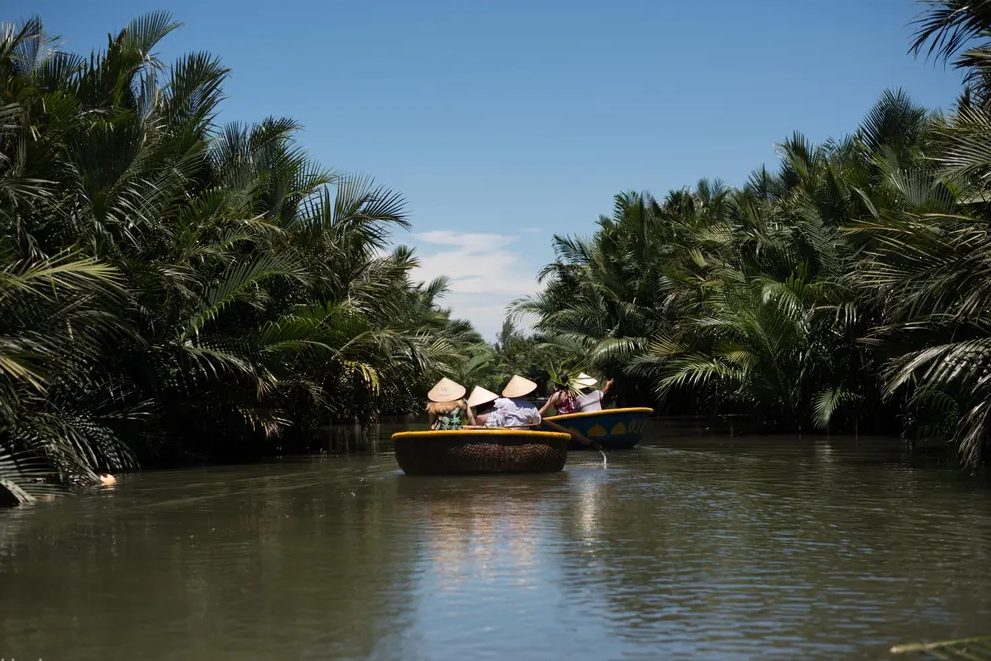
[543,407,653,450]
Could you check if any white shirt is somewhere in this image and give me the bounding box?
[577,390,604,412]
[485,398,541,428]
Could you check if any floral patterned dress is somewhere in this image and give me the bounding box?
[556,393,580,414]
[431,407,465,430]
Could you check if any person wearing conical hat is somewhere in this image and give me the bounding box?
[575,374,615,413]
[501,374,538,399]
[426,377,473,430]
[539,372,582,416]
[575,373,598,388]
[485,375,542,428]
[466,385,499,426]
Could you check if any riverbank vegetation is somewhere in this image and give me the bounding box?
[6,3,991,485]
[0,14,495,484]
[517,1,991,467]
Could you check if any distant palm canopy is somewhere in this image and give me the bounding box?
[513,1,991,466]
[0,13,490,486]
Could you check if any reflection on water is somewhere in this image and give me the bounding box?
[2,422,991,660]
[407,480,547,587]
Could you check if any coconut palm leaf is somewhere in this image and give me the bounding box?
[0,447,62,502]
[910,1,991,64]
[182,253,305,339]
[891,634,991,658]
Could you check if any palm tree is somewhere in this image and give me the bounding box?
[0,251,133,478]
[522,92,932,433]
[828,1,991,464]
[0,13,487,478]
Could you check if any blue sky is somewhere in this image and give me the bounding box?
[8,0,964,338]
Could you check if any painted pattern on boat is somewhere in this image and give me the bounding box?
[543,407,653,449]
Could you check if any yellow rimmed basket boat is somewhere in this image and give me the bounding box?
[543,407,654,450]
[390,429,570,475]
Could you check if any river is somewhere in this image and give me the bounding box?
[2,422,990,660]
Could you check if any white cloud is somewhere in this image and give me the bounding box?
[414,230,514,249]
[412,230,538,340]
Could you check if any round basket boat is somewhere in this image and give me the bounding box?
[543,407,654,450]
[391,429,570,475]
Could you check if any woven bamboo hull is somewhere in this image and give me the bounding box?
[391,429,570,475]
[544,407,653,450]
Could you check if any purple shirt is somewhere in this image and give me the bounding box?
[485,398,541,427]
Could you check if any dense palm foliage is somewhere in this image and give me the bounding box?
[518,1,991,466]
[0,14,482,484]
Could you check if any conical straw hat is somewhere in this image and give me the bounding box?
[427,377,466,403]
[574,372,598,389]
[466,385,499,408]
[501,374,538,398]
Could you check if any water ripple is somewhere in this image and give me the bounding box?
[1,428,990,659]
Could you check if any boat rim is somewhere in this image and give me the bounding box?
[544,406,654,422]
[391,429,571,441]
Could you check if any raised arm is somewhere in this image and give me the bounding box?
[601,378,615,398]
[539,391,559,416]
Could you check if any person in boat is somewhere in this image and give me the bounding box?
[574,373,615,412]
[485,375,542,428]
[426,377,474,430]
[538,373,582,416]
[466,385,500,426]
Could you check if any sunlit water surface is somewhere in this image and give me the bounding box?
[2,421,991,660]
